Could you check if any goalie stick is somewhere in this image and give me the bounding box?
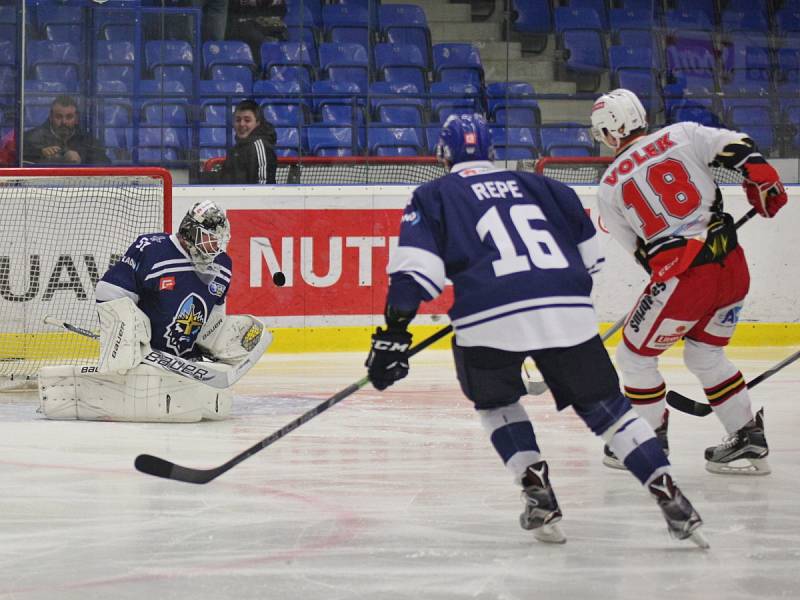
[666,348,800,417]
[135,324,454,484]
[525,314,627,395]
[43,315,270,390]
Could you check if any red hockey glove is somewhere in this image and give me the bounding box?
[741,161,788,218]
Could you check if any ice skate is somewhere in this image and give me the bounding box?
[705,408,770,475]
[648,473,709,549]
[603,411,669,470]
[519,461,566,544]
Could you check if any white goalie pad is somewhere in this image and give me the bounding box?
[97,297,152,375]
[38,363,232,423]
[196,306,272,364]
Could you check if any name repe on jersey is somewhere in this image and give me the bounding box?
[389,161,603,352]
[98,233,232,357]
[597,122,745,255]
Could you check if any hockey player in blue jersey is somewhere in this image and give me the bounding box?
[38,200,270,422]
[365,113,708,547]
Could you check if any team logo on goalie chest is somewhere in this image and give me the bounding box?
[164,293,208,356]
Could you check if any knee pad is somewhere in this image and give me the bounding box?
[616,342,661,388]
[683,338,728,379]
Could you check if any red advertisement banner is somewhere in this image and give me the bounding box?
[226,208,453,317]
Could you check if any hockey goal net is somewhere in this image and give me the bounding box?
[0,167,170,388]
[203,156,448,184]
[531,156,743,185]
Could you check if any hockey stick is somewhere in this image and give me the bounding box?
[526,314,627,395]
[666,348,800,417]
[43,315,271,390]
[135,324,455,484]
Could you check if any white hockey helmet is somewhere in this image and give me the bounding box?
[178,200,231,268]
[590,88,648,149]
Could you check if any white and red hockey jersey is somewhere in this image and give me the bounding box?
[597,122,745,256]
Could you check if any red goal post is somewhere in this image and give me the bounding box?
[0,167,172,384]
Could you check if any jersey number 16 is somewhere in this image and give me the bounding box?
[477,204,569,277]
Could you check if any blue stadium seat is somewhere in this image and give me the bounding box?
[97,65,136,94]
[368,126,422,156]
[673,0,716,23]
[153,65,194,93]
[778,48,800,84]
[320,103,365,125]
[379,4,432,67]
[98,99,133,128]
[728,106,775,153]
[569,0,609,28]
[139,79,187,96]
[285,24,319,60]
[775,8,800,38]
[511,0,551,36]
[616,69,663,114]
[432,43,484,87]
[721,10,769,34]
[44,23,83,45]
[260,102,308,126]
[539,124,594,156]
[101,23,135,41]
[319,42,369,91]
[25,79,68,93]
[96,79,129,95]
[553,7,602,32]
[489,126,537,160]
[429,82,482,122]
[254,79,310,121]
[200,100,232,126]
[272,126,301,157]
[0,41,14,66]
[374,43,427,91]
[103,127,131,163]
[0,65,14,96]
[285,0,322,27]
[616,30,659,60]
[23,96,54,128]
[203,41,255,74]
[609,8,654,31]
[369,81,426,119]
[784,105,800,152]
[609,46,655,74]
[378,105,424,126]
[142,101,188,126]
[307,125,358,156]
[200,79,247,96]
[486,81,540,126]
[721,80,772,121]
[322,4,370,48]
[27,41,81,77]
[668,101,721,126]
[311,80,362,114]
[135,126,185,159]
[145,40,193,72]
[31,64,80,91]
[664,10,714,33]
[260,42,315,84]
[560,30,605,92]
[209,65,253,91]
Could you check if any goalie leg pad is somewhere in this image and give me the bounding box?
[38,364,232,422]
[97,297,152,375]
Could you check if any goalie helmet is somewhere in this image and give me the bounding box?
[590,88,648,149]
[178,200,231,268]
[436,113,495,167]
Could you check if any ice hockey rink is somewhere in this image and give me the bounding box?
[1,346,798,600]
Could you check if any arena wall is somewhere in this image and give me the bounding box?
[173,185,800,352]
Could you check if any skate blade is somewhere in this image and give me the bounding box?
[689,529,710,550]
[602,455,626,470]
[533,522,566,544]
[705,457,771,476]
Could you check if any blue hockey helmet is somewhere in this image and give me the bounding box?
[436,113,494,166]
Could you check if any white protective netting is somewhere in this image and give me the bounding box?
[0,168,168,383]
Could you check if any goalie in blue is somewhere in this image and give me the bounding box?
[365,113,708,547]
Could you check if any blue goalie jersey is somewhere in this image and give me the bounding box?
[388,161,604,351]
[96,233,232,358]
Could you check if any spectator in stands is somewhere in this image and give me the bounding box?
[226,0,287,64]
[0,129,15,167]
[23,96,109,166]
[211,99,277,184]
[196,0,229,42]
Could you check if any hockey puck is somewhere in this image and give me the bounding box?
[272,271,286,287]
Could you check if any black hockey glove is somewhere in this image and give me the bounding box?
[365,327,412,391]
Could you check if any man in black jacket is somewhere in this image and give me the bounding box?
[216,100,278,184]
[23,96,110,165]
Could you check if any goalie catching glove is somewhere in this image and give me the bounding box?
[97,297,152,374]
[365,327,412,390]
[196,304,272,364]
[741,160,787,219]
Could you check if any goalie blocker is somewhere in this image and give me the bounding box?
[38,299,271,422]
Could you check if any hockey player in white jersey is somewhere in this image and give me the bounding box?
[38,200,271,422]
[365,113,708,547]
[591,89,787,475]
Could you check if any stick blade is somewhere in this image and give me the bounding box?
[135,454,219,484]
[665,391,713,417]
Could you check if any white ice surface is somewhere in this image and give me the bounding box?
[1,347,799,600]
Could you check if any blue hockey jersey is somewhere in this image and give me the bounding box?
[388,161,604,351]
[96,233,232,358]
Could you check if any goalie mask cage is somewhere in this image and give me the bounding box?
[532,156,743,185]
[203,156,448,184]
[0,167,171,384]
